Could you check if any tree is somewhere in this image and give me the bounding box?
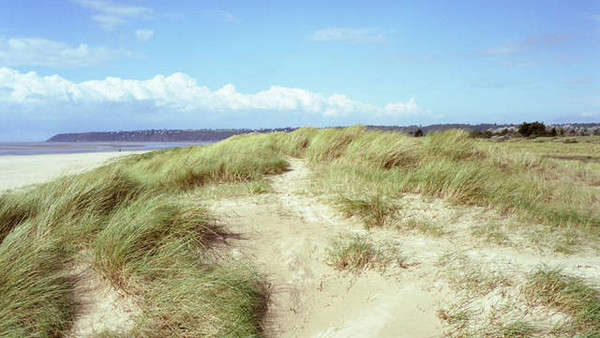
[518,121,547,137]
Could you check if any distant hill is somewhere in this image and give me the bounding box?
[46,128,297,142]
[46,123,600,142]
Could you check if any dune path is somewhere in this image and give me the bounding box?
[210,158,445,337]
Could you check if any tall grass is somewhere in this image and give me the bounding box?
[1,125,597,336]
[95,195,267,336]
[0,134,288,336]
[118,133,288,191]
[0,224,75,336]
[284,126,598,230]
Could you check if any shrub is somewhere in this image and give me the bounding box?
[518,122,547,138]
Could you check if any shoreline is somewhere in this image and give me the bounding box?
[0,151,143,192]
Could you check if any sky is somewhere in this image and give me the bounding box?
[0,0,599,141]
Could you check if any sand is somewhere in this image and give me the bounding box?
[211,158,445,337]
[4,153,597,336]
[210,158,600,337]
[0,151,141,192]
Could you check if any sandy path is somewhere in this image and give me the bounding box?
[0,151,141,192]
[211,158,445,337]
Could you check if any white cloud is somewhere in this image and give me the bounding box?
[202,9,240,23]
[0,68,434,130]
[308,28,385,43]
[135,29,154,42]
[74,0,153,30]
[0,37,128,67]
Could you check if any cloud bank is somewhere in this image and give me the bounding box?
[0,68,435,140]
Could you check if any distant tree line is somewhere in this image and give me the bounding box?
[469,121,600,139]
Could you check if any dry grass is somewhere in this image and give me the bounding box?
[438,252,512,296]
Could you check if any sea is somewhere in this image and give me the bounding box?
[0,141,213,156]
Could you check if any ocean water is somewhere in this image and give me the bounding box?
[0,142,213,156]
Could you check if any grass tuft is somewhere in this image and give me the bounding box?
[326,234,404,273]
[522,267,599,336]
[337,194,398,228]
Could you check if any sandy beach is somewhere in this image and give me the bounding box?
[0,151,142,192]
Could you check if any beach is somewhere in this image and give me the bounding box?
[0,151,141,192]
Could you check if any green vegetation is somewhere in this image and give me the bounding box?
[403,217,446,237]
[337,195,398,228]
[0,226,75,336]
[518,121,548,138]
[284,126,597,232]
[523,267,599,336]
[496,320,537,337]
[1,125,598,336]
[326,234,403,273]
[0,134,288,336]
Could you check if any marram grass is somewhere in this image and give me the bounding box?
[0,134,287,337]
[283,126,598,231]
[0,125,598,336]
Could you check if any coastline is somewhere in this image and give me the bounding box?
[0,151,143,192]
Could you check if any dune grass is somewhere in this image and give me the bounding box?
[280,126,598,234]
[337,194,398,228]
[0,135,288,337]
[95,195,267,336]
[326,234,404,273]
[523,267,599,336]
[0,125,597,336]
[0,224,75,337]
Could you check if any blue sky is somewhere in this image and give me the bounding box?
[0,0,599,140]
